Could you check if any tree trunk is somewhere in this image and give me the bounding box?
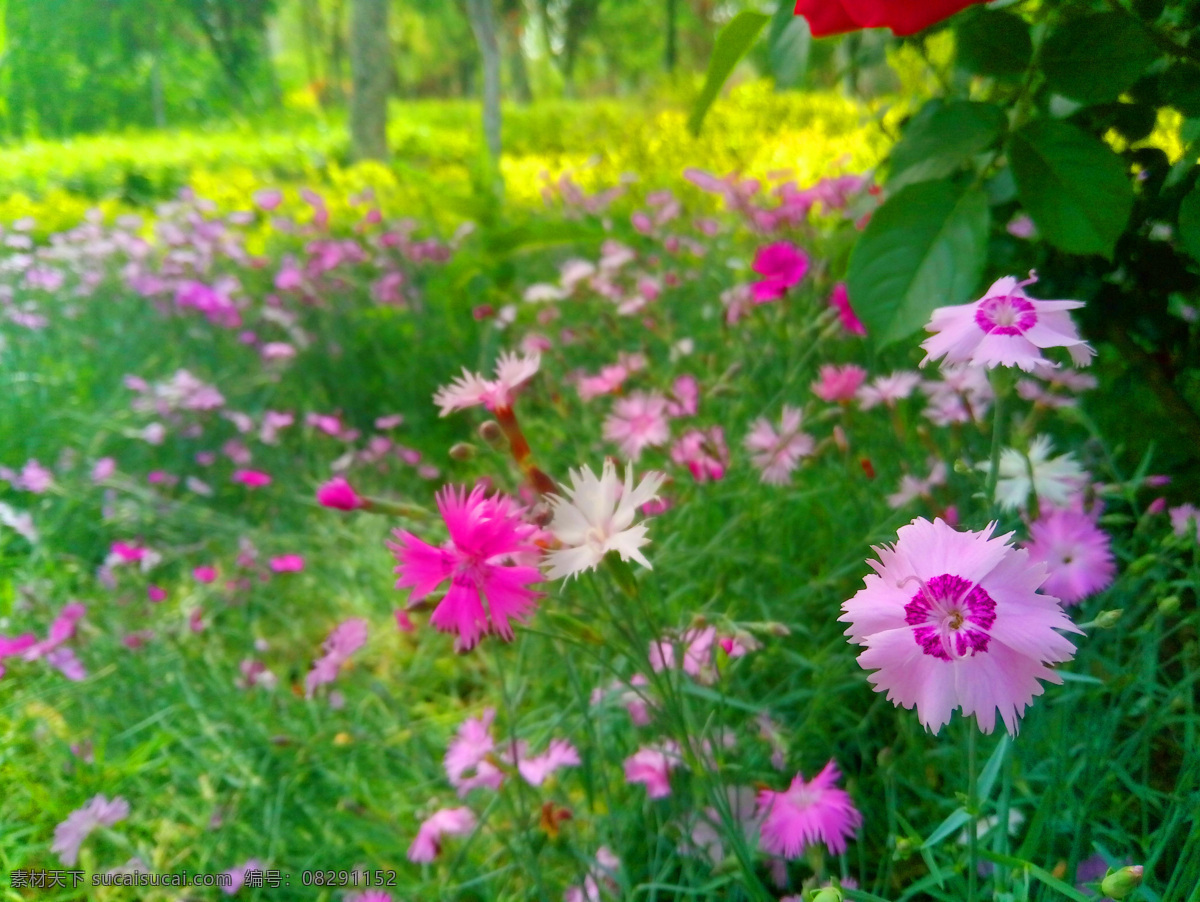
[349,0,389,161]
[466,0,502,161]
[504,6,533,105]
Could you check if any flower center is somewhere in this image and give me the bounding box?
[903,573,996,661]
[975,294,1037,336]
[584,525,610,555]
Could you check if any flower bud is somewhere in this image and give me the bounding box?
[1099,865,1143,899]
[1128,553,1158,575]
[478,420,505,448]
[1158,596,1180,616]
[449,442,476,462]
[1092,609,1123,629]
[807,889,843,902]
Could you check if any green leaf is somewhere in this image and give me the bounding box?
[889,100,1006,189]
[768,6,811,90]
[921,807,971,849]
[1180,186,1200,262]
[976,734,1010,802]
[846,178,990,348]
[955,9,1032,77]
[978,850,1093,902]
[688,11,770,136]
[1041,13,1157,104]
[1009,120,1134,258]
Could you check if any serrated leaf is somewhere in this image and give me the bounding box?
[847,178,990,348]
[1009,119,1134,257]
[1042,13,1157,104]
[956,9,1032,77]
[889,100,1006,189]
[688,11,770,136]
[1179,185,1200,262]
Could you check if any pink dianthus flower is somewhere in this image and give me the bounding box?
[407,807,476,863]
[305,618,368,697]
[388,485,542,651]
[744,406,815,485]
[755,760,861,858]
[1023,507,1115,606]
[670,427,729,483]
[920,272,1095,372]
[812,364,867,403]
[750,243,809,302]
[829,282,866,336]
[624,742,681,798]
[233,469,272,488]
[433,351,540,416]
[841,517,1081,735]
[317,476,365,511]
[603,391,671,461]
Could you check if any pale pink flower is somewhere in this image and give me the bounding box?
[1170,504,1200,542]
[857,371,921,410]
[721,284,755,325]
[15,459,53,493]
[670,427,729,482]
[603,391,671,461]
[445,709,503,796]
[744,406,814,485]
[1023,507,1115,605]
[269,554,305,573]
[666,374,699,417]
[52,795,130,865]
[544,461,665,580]
[577,364,629,401]
[564,847,621,902]
[407,807,476,863]
[841,517,1081,734]
[624,742,681,798]
[921,272,1095,372]
[887,460,948,509]
[304,618,368,697]
[233,469,272,488]
[433,351,540,415]
[24,602,87,662]
[388,485,542,650]
[375,414,405,430]
[649,626,718,684]
[91,457,117,482]
[518,739,581,786]
[812,364,868,403]
[750,243,809,302]
[829,282,866,336]
[921,363,994,425]
[222,859,265,895]
[756,761,861,858]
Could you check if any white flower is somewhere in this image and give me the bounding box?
[984,435,1087,511]
[544,461,665,580]
[433,351,541,416]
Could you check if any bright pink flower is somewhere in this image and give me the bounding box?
[670,427,729,482]
[829,282,866,335]
[603,391,671,461]
[305,618,368,697]
[407,807,476,863]
[841,518,1081,734]
[193,566,218,584]
[812,364,868,402]
[394,609,416,632]
[921,272,1095,372]
[433,351,540,415]
[110,542,147,564]
[624,742,681,798]
[750,243,809,302]
[756,761,862,858]
[147,585,167,603]
[1023,507,1115,606]
[744,406,815,485]
[270,554,305,573]
[388,486,542,651]
[233,469,272,488]
[316,476,365,511]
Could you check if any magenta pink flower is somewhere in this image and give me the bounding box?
[407,807,476,863]
[316,476,365,511]
[147,585,167,603]
[829,282,866,336]
[624,742,681,798]
[812,364,868,403]
[269,554,305,573]
[1023,507,1115,605]
[110,542,147,564]
[744,406,815,485]
[388,485,542,650]
[750,243,809,302]
[841,518,1081,734]
[670,427,729,482]
[233,469,272,488]
[603,391,671,461]
[193,566,218,584]
[921,272,1095,372]
[305,618,368,697]
[756,761,861,858]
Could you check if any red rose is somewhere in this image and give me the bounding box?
[794,0,984,37]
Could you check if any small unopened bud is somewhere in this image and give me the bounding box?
[1100,865,1143,899]
[478,420,504,448]
[876,746,893,769]
[1158,595,1180,616]
[1129,553,1158,575]
[449,442,476,462]
[808,889,843,902]
[953,458,973,475]
[1092,609,1123,629]
[832,425,848,453]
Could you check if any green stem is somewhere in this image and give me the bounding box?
[967,724,979,902]
[986,368,1013,518]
